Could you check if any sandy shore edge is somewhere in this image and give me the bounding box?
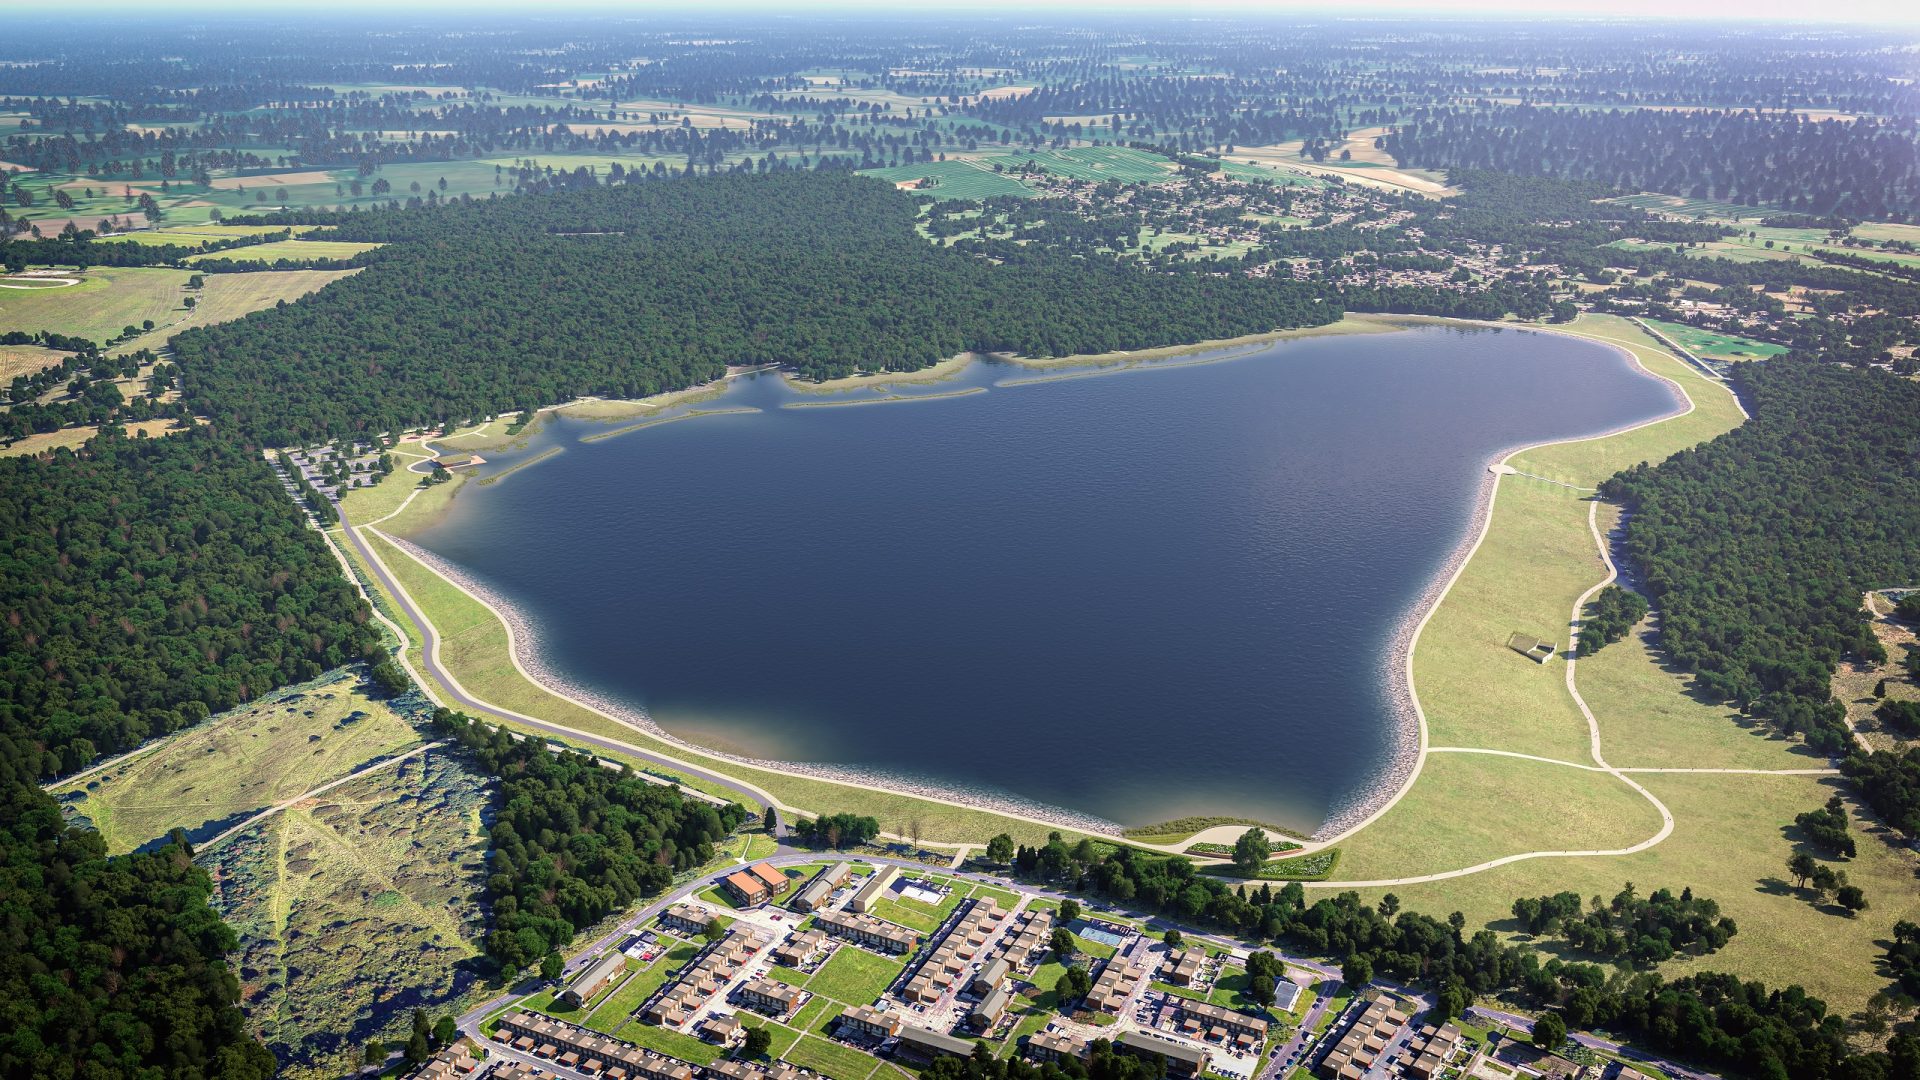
[371,316,1689,846]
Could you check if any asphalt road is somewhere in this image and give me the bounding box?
[335,515,785,836]
[1467,1005,1718,1080]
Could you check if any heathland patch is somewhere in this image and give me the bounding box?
[203,747,489,1080]
[49,666,422,854]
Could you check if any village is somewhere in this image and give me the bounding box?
[396,857,1668,1080]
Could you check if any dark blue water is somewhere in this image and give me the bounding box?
[411,325,1678,834]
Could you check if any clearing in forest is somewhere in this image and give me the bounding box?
[48,666,422,854]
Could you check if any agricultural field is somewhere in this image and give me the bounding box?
[1642,318,1787,361]
[980,145,1178,184]
[184,238,384,264]
[0,264,355,353]
[0,342,71,381]
[1604,192,1778,221]
[203,747,491,1080]
[858,160,1036,200]
[95,223,315,247]
[49,666,424,854]
[0,266,195,342]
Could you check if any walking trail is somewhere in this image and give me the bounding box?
[1303,320,1828,890]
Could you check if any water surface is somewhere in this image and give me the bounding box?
[411,325,1678,834]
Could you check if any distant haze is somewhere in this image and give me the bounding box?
[42,2,1920,26]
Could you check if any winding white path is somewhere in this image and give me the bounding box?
[195,740,446,853]
[1302,320,1797,889]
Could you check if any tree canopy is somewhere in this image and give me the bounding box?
[169,172,1338,444]
[0,428,380,776]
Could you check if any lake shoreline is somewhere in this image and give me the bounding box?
[377,315,1680,844]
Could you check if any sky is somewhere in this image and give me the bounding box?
[47,0,1920,24]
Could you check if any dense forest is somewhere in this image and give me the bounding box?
[0,429,381,776]
[430,709,747,973]
[1600,361,1920,761]
[1387,107,1920,220]
[1004,833,1914,1079]
[0,731,276,1079]
[169,171,1338,444]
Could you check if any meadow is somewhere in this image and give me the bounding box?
[1642,318,1787,361]
[49,666,422,854]
[184,238,384,264]
[858,160,1036,200]
[1321,315,1920,1010]
[0,265,357,353]
[980,145,1178,184]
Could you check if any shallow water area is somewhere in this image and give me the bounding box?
[409,324,1679,835]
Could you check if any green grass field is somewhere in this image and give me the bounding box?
[1643,319,1787,361]
[184,238,383,264]
[0,265,357,353]
[981,146,1178,184]
[50,667,421,854]
[616,1019,728,1065]
[584,942,700,1033]
[805,946,906,1005]
[0,267,194,342]
[858,160,1036,200]
[868,885,965,933]
[1321,315,1920,1009]
[785,1034,891,1080]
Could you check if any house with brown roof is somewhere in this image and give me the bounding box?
[838,1004,902,1041]
[1161,946,1207,987]
[1085,959,1147,1015]
[738,976,805,1019]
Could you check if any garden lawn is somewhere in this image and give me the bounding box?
[784,1035,886,1080]
[806,947,905,1006]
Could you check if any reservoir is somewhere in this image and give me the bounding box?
[409,323,1680,835]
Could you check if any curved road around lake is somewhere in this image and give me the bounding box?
[337,514,789,835]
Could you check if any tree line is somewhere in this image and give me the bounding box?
[168,171,1340,444]
[1510,883,1738,967]
[0,428,382,777]
[429,708,747,974]
[997,832,1914,1079]
[1600,360,1920,763]
[0,729,275,1080]
[1387,106,1920,221]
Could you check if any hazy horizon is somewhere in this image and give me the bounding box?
[7,2,1919,27]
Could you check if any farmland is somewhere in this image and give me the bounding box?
[184,238,384,264]
[857,160,1035,200]
[48,666,423,854]
[1604,192,1779,221]
[0,264,357,352]
[980,145,1178,184]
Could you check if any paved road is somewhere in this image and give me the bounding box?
[1468,1006,1717,1080]
[1257,979,1340,1080]
[335,516,785,836]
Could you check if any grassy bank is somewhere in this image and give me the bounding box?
[1321,316,1920,1010]
[357,527,1083,847]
